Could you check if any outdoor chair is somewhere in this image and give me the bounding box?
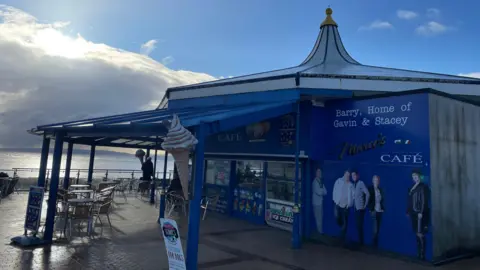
[115,180,129,202]
[5,177,19,196]
[92,198,113,227]
[0,178,6,202]
[165,191,187,217]
[68,204,94,238]
[201,194,220,220]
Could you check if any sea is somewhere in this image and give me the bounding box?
[0,148,175,188]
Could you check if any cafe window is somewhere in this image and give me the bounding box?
[266,162,301,203]
[236,160,264,189]
[205,160,231,186]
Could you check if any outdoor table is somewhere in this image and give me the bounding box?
[69,190,95,198]
[69,184,90,190]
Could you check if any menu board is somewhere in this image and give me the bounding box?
[24,186,45,232]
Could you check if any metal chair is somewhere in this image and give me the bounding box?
[92,198,114,227]
[201,194,220,220]
[165,192,187,217]
[115,180,129,202]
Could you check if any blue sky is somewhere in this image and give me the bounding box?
[3,0,480,78]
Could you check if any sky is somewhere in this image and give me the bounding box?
[0,0,479,149]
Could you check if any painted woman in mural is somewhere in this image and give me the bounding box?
[367,175,384,248]
[332,169,353,242]
[312,168,327,234]
[406,169,430,260]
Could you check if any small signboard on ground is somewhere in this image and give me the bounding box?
[25,186,45,233]
[160,218,186,270]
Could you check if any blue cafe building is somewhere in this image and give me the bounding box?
[25,8,480,269]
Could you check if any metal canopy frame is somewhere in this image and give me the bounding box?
[28,102,297,149]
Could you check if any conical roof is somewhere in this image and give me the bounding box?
[165,8,480,101]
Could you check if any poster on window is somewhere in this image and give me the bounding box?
[265,201,294,225]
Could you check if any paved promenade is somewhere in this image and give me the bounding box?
[0,193,478,269]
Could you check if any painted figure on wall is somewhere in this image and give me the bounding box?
[332,169,354,242]
[367,175,384,247]
[351,170,370,245]
[312,168,327,234]
[407,169,430,260]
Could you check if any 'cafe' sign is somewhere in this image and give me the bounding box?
[218,133,242,142]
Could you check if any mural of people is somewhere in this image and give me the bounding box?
[367,175,384,247]
[312,168,327,234]
[332,169,353,242]
[351,170,370,245]
[407,169,430,260]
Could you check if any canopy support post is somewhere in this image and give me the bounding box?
[37,136,50,187]
[186,124,206,270]
[63,142,74,189]
[150,142,158,204]
[292,102,302,249]
[43,132,64,243]
[158,151,168,222]
[87,145,96,184]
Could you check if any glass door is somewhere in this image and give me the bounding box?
[265,161,301,231]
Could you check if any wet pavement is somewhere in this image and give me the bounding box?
[1,192,479,270]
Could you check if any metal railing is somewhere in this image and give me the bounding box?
[0,167,173,191]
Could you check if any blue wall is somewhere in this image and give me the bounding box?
[309,93,432,260]
[204,102,311,156]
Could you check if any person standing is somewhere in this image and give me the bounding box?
[332,169,354,242]
[407,169,430,260]
[312,168,327,234]
[139,156,154,194]
[351,170,370,245]
[368,175,384,247]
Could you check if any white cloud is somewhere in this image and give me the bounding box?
[359,20,393,31]
[458,72,480,79]
[0,5,216,148]
[415,21,449,36]
[140,39,158,55]
[426,8,441,19]
[397,10,418,20]
[161,56,175,65]
[218,75,233,79]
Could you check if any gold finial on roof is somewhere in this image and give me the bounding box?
[321,7,338,28]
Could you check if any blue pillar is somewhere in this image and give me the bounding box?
[63,142,73,189]
[292,102,302,249]
[158,151,168,222]
[186,124,205,270]
[146,149,150,158]
[37,136,50,187]
[150,148,158,204]
[87,145,96,184]
[43,132,64,242]
[304,160,312,238]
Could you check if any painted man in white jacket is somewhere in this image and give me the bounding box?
[332,169,354,242]
[312,168,327,234]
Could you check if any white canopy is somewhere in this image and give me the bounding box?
[166,8,480,101]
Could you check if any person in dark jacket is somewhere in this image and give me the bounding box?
[367,175,385,247]
[139,156,154,194]
[407,169,430,260]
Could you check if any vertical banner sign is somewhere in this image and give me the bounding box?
[160,218,186,270]
[24,186,45,233]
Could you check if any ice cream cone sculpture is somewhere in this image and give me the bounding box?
[161,114,198,199]
[135,149,146,165]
